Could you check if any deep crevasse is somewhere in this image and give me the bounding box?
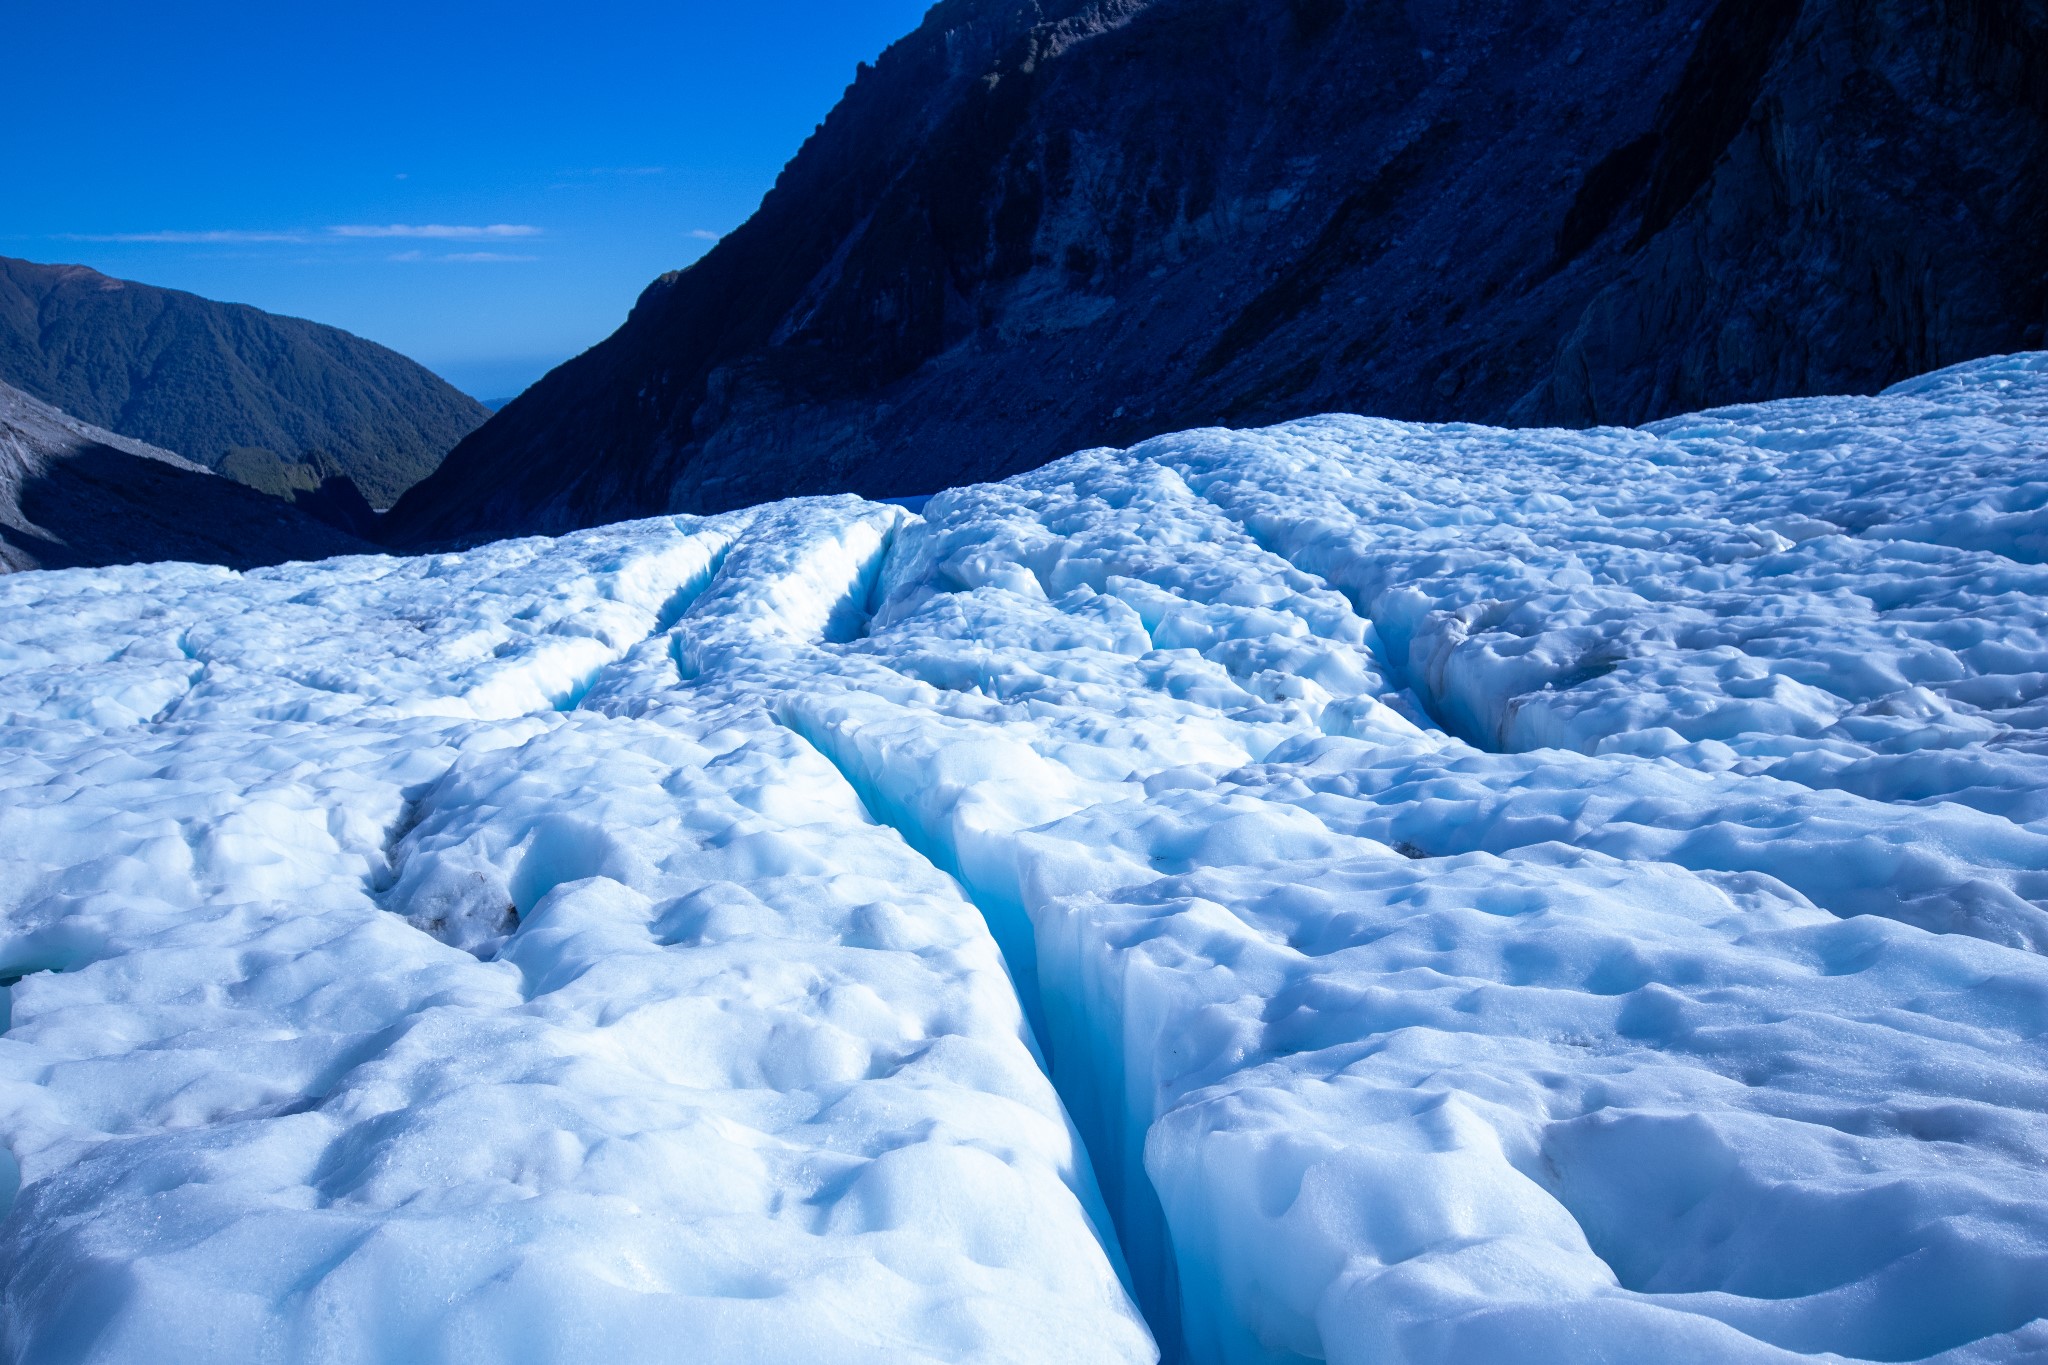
[0,502,1151,1363]
[4,356,2048,1361]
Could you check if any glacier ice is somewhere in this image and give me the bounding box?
[3,353,2048,1362]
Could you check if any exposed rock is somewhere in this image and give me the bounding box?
[0,380,374,573]
[390,0,2048,547]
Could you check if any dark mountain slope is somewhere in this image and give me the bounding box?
[390,0,2048,546]
[0,256,489,507]
[0,380,373,573]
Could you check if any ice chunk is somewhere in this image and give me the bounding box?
[5,353,2048,1360]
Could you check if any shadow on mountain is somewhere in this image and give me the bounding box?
[0,380,374,574]
[387,0,2048,547]
[6,444,374,573]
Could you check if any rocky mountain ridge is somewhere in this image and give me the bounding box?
[0,255,488,508]
[390,0,2048,547]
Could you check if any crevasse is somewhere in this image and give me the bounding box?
[4,357,2048,1362]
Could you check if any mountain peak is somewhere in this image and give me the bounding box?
[0,254,487,508]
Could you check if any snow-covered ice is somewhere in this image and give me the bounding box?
[4,353,2048,1362]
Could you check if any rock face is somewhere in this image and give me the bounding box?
[389,0,2048,547]
[0,256,489,508]
[0,379,373,573]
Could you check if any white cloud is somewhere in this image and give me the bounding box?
[687,229,723,241]
[329,224,542,240]
[58,230,310,244]
[56,224,546,247]
[388,250,539,263]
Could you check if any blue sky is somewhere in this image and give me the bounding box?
[1,1,934,399]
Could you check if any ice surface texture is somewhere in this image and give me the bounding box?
[3,353,2047,1362]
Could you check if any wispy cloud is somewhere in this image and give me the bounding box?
[58,229,310,244]
[56,223,545,247]
[389,249,539,263]
[329,223,542,240]
[687,229,723,241]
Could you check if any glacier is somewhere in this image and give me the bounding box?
[2,352,2048,1362]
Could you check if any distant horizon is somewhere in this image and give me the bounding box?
[2,0,934,401]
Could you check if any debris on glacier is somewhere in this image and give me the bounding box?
[3,352,2047,1362]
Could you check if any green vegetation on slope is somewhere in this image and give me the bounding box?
[0,256,490,507]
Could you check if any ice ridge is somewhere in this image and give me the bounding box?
[2,356,2048,1361]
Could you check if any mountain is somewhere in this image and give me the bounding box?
[388,0,2048,547]
[0,378,373,573]
[0,256,490,508]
